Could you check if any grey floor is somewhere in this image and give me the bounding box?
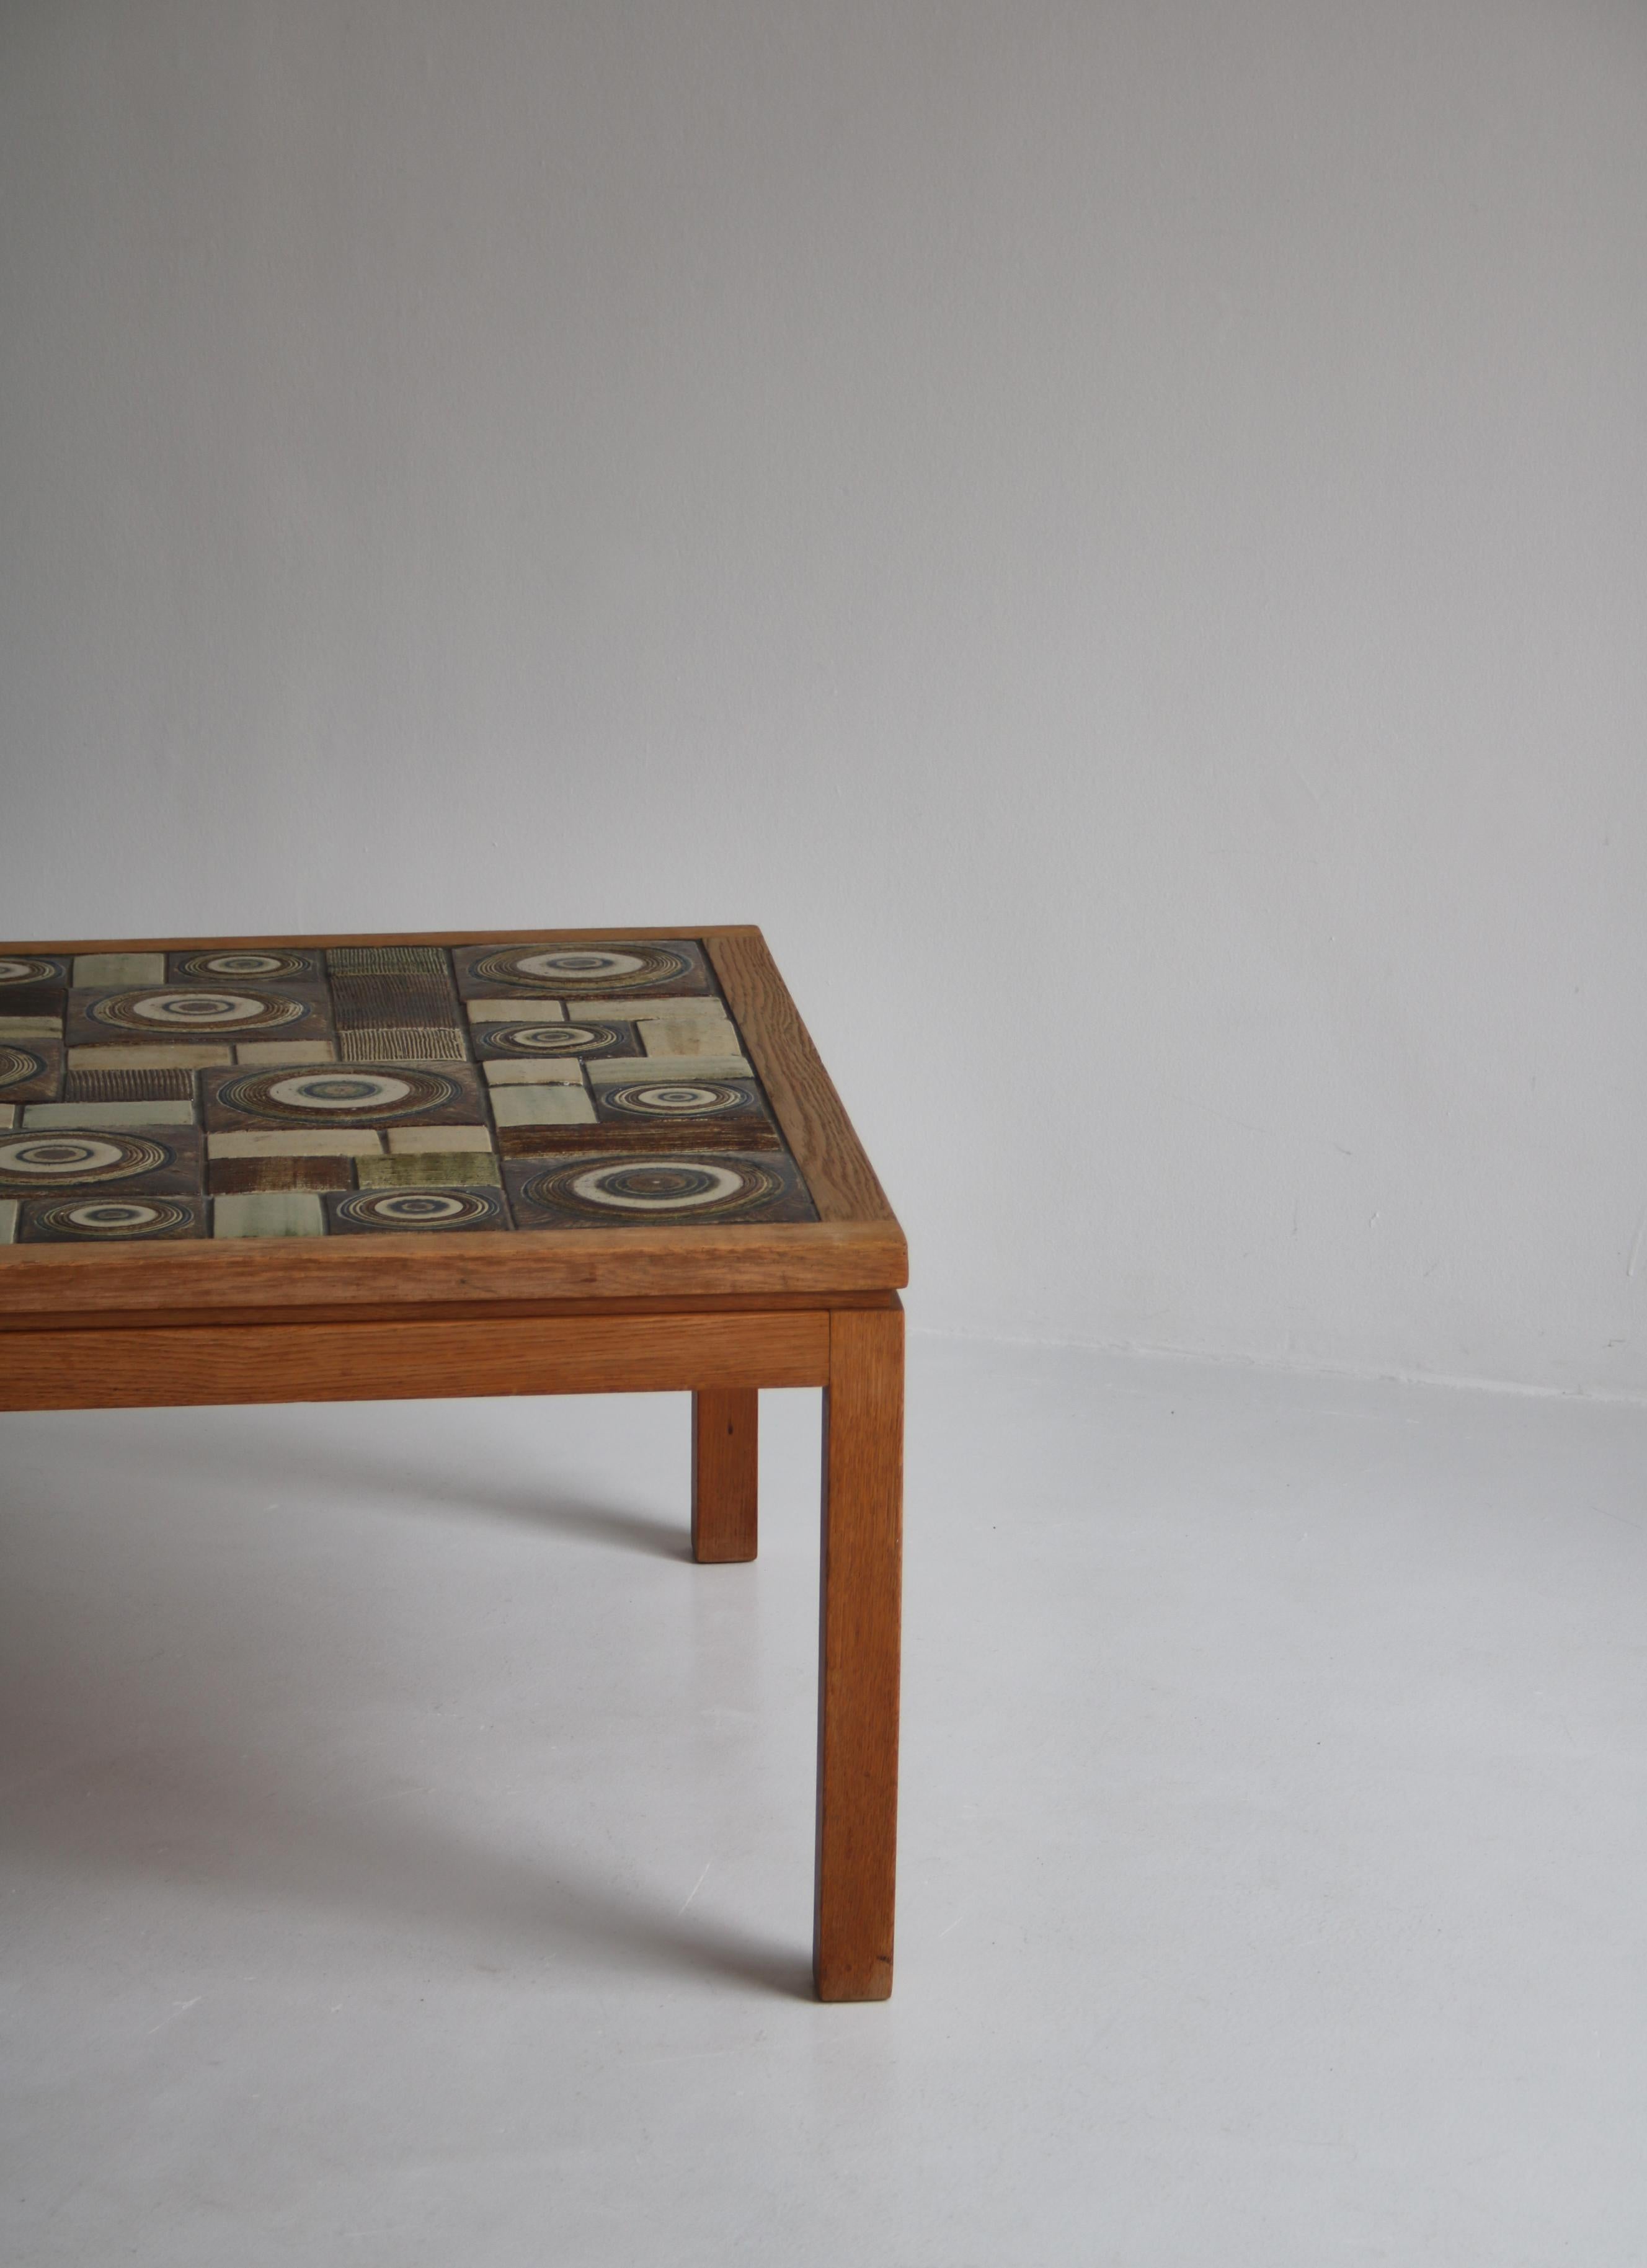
[2,1336,1645,2266]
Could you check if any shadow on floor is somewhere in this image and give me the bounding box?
[0,1411,813,2001]
[35,1412,695,1562]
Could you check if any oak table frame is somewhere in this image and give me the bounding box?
[0,926,907,2003]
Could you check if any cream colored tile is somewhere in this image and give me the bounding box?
[0,1200,16,1244]
[236,1041,339,1066]
[638,1017,739,1059]
[468,998,563,1024]
[213,1192,327,1239]
[66,1043,233,1069]
[0,1106,14,1131]
[24,1100,196,1130]
[585,1054,751,1083]
[0,1018,63,1039]
[489,1085,598,1127]
[207,1130,384,1159]
[570,998,724,1023]
[72,953,167,988]
[622,995,731,1019]
[482,1058,586,1087]
[358,1152,502,1189]
[386,1125,494,1155]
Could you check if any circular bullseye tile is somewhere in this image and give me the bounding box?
[218,1066,456,1123]
[267,1072,412,1112]
[0,1045,50,1092]
[31,1196,194,1239]
[518,1154,783,1223]
[90,988,304,1033]
[332,1188,502,1231]
[0,1130,171,1191]
[175,950,312,981]
[0,957,57,986]
[471,942,694,994]
[484,1022,623,1058]
[599,1080,749,1118]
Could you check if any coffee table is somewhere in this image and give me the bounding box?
[0,928,906,2001]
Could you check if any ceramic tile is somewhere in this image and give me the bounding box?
[64,1067,195,1104]
[235,1042,339,1066]
[326,947,451,974]
[452,939,715,1001]
[0,984,66,1021]
[637,1016,741,1058]
[206,1130,384,1159]
[169,949,323,985]
[204,1061,487,1134]
[325,1187,508,1233]
[330,968,464,1065]
[66,986,331,1051]
[208,1155,357,1195]
[585,1053,752,1082]
[331,972,459,1027]
[66,1043,234,1069]
[357,1151,502,1189]
[71,953,167,988]
[0,955,69,991]
[489,1084,599,1127]
[505,1149,815,1229]
[24,1101,197,1130]
[0,1037,64,1104]
[337,1027,468,1063]
[583,996,731,1024]
[0,1125,203,1199]
[20,1192,206,1241]
[213,1192,327,1239]
[592,1073,781,1145]
[0,932,818,1241]
[386,1125,494,1154]
[0,1199,15,1242]
[466,998,564,1023]
[473,1018,642,1065]
[481,1058,587,1087]
[499,1118,782,1156]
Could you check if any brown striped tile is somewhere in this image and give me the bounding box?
[64,1066,195,1104]
[208,1154,358,1195]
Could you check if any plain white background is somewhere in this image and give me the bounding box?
[7,15,1647,2263]
[3,0,1645,1392]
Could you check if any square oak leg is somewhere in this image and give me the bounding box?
[691,1388,759,1562]
[815,1301,904,2001]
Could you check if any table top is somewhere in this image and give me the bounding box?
[0,928,904,1314]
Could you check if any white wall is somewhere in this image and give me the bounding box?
[3,1,1645,1396]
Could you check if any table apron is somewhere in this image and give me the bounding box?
[0,1309,831,1412]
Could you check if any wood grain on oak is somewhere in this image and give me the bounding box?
[0,1218,903,1317]
[0,1311,828,1411]
[691,1388,760,1562]
[706,931,898,1228]
[814,1300,905,2001]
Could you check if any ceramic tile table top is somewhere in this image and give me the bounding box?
[0,928,907,2002]
[0,934,821,1246]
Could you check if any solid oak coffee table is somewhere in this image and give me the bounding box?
[0,927,905,2001]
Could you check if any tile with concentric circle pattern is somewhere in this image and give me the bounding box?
[0,936,818,1242]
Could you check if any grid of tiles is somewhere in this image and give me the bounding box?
[0,941,815,1244]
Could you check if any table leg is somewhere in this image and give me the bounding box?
[691,1388,759,1562]
[814,1301,904,2001]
